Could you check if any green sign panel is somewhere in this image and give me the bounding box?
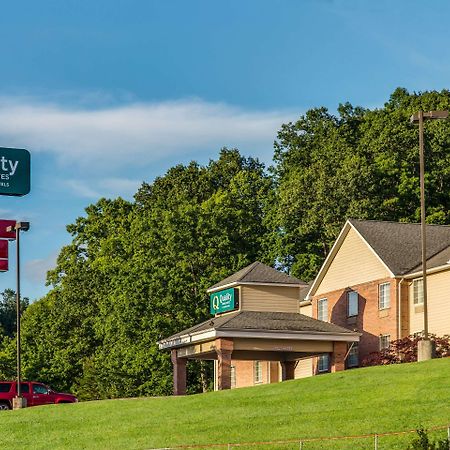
[0,147,31,196]
[210,288,239,315]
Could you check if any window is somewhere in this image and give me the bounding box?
[413,279,424,305]
[0,383,12,393]
[254,361,263,384]
[16,383,29,394]
[347,291,358,317]
[380,334,390,350]
[318,354,329,372]
[317,298,328,322]
[33,384,49,395]
[347,343,359,367]
[230,365,236,389]
[379,283,391,309]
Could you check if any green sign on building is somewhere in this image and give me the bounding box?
[0,147,31,196]
[210,288,239,315]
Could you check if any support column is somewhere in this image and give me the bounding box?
[280,360,296,381]
[171,349,187,396]
[216,338,234,390]
[331,342,347,372]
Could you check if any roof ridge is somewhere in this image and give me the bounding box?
[349,218,450,229]
[240,261,261,280]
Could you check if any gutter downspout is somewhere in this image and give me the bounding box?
[397,278,404,341]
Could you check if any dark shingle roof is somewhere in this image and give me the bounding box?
[160,310,357,344]
[349,219,450,275]
[208,261,307,291]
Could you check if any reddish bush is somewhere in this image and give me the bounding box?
[361,333,450,367]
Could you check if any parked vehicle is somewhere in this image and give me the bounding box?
[0,381,78,410]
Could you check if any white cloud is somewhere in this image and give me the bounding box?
[0,96,295,171]
[24,251,58,285]
[65,177,142,199]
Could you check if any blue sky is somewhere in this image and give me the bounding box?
[1,0,450,299]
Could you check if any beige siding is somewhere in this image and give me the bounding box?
[240,285,299,313]
[295,358,313,379]
[316,227,391,296]
[409,270,450,336]
[300,303,312,317]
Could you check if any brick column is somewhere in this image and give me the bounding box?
[331,342,347,372]
[280,360,296,381]
[216,338,234,390]
[171,350,187,396]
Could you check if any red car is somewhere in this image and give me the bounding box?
[0,381,78,410]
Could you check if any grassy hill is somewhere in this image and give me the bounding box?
[3,358,450,449]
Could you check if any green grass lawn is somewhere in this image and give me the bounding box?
[3,358,450,450]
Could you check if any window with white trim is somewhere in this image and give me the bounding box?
[347,291,358,317]
[254,361,262,384]
[317,298,328,322]
[318,354,329,372]
[347,343,359,367]
[230,365,236,388]
[379,334,390,350]
[413,279,424,305]
[378,282,391,310]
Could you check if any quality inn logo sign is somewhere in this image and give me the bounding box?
[210,288,239,315]
[0,147,31,196]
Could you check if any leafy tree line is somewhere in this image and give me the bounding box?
[2,88,450,399]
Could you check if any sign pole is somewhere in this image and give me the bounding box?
[15,226,21,400]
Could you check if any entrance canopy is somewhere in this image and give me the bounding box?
[159,310,360,394]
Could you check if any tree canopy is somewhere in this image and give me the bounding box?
[4,88,450,398]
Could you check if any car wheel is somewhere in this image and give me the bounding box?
[0,402,11,411]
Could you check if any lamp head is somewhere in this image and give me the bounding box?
[410,110,449,123]
[6,222,30,232]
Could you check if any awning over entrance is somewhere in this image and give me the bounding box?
[159,310,360,395]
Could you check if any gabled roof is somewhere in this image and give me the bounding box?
[158,310,359,349]
[308,219,450,298]
[207,261,307,292]
[350,219,450,276]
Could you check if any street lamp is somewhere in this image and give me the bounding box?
[6,221,30,409]
[410,110,449,361]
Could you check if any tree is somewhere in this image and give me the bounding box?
[0,289,29,338]
[268,88,450,281]
[21,149,273,399]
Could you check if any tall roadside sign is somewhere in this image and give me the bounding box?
[0,147,31,409]
[0,147,31,196]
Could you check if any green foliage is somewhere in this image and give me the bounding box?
[0,289,29,379]
[269,88,450,280]
[15,88,450,400]
[408,429,450,450]
[0,288,29,338]
[20,149,272,399]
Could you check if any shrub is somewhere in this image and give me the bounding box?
[408,428,449,450]
[362,333,450,367]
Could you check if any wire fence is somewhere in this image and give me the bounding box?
[149,424,450,450]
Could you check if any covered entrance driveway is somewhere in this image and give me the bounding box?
[159,311,360,395]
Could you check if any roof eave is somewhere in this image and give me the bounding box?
[403,263,450,279]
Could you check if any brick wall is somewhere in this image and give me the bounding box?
[312,277,403,364]
[232,360,278,388]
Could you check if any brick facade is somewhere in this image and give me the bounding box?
[312,277,409,365]
[231,360,279,388]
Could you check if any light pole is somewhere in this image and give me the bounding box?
[410,110,448,361]
[6,221,30,409]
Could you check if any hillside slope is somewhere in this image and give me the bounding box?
[3,358,450,449]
